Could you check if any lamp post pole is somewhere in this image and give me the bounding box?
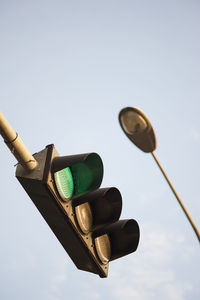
[119,106,200,243]
[151,151,200,242]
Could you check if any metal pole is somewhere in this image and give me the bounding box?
[0,111,37,172]
[151,151,200,243]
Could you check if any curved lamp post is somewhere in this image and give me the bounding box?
[119,106,200,243]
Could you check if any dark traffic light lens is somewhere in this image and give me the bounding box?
[94,234,111,264]
[75,202,93,234]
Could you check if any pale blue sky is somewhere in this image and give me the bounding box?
[0,1,200,299]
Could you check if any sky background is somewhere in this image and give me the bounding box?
[0,0,200,299]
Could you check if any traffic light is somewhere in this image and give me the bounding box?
[16,144,140,278]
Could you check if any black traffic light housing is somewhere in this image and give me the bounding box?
[16,144,139,278]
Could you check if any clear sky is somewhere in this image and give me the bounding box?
[0,1,200,299]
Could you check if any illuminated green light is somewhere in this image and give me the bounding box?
[53,153,103,200]
[54,167,74,201]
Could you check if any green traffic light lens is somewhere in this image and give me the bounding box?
[53,153,103,201]
[54,167,74,201]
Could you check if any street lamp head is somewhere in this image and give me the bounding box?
[119,107,156,153]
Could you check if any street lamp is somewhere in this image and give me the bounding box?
[119,106,200,243]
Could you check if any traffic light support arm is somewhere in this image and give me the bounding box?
[151,151,200,243]
[0,111,37,171]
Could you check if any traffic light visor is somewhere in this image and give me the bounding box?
[52,153,103,201]
[73,187,122,232]
[94,219,140,261]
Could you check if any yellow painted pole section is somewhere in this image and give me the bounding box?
[0,111,37,172]
[151,151,200,243]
